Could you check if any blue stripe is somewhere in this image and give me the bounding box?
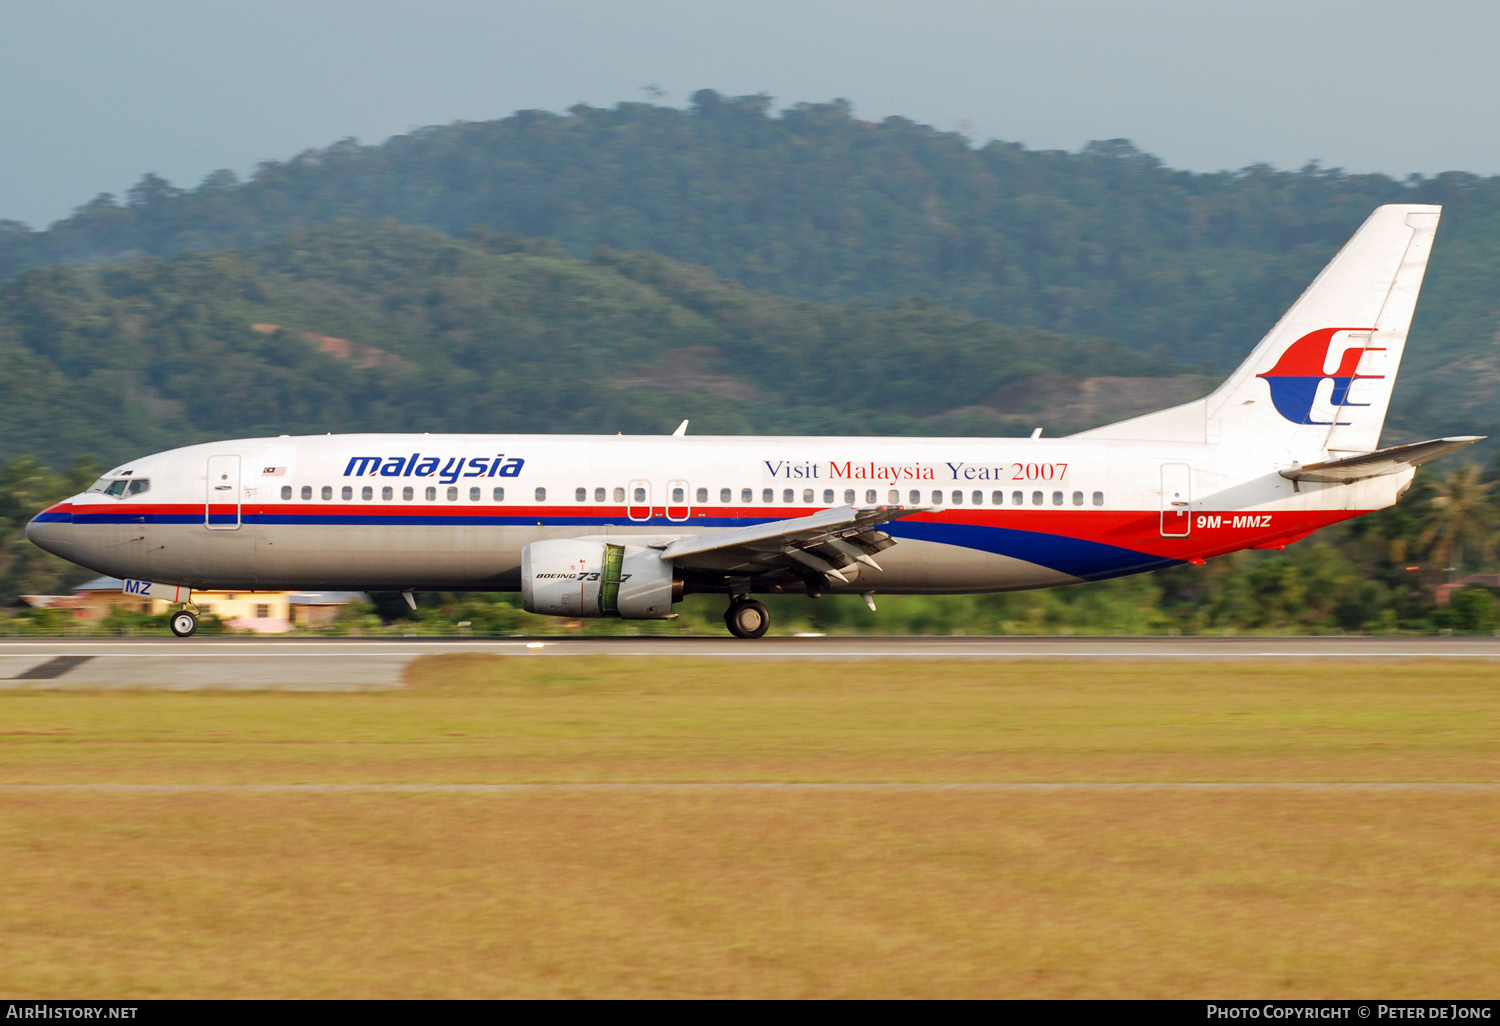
[885,521,1179,580]
[29,510,73,524]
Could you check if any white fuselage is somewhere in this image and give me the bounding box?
[27,432,1407,595]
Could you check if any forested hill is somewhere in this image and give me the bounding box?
[4,93,1499,382]
[0,221,1201,469]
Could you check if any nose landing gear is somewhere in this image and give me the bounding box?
[169,607,199,638]
[724,598,770,639]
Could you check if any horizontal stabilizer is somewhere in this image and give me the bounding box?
[1279,436,1484,483]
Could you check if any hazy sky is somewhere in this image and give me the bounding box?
[2,0,1496,228]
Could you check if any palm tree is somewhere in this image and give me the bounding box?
[1417,465,1497,579]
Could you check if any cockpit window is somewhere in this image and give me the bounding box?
[103,479,129,498]
[86,477,111,494]
[126,479,150,496]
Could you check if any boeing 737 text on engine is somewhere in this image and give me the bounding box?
[26,205,1482,638]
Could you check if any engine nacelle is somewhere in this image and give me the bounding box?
[521,539,679,619]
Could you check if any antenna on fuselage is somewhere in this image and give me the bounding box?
[1030,428,1043,439]
[672,420,689,437]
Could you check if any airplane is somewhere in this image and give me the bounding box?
[26,203,1482,639]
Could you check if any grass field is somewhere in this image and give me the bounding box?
[1,657,1497,997]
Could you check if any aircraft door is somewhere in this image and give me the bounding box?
[1160,463,1191,538]
[627,479,652,522]
[206,455,242,531]
[666,479,691,522]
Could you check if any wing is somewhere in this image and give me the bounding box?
[659,504,937,588]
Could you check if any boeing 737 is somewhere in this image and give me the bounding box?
[26,204,1481,638]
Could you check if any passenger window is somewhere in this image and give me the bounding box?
[1093,491,1104,507]
[301,485,312,500]
[341,486,352,500]
[844,489,855,504]
[535,487,546,502]
[493,487,505,502]
[866,490,877,504]
[823,489,834,504]
[992,490,1003,505]
[281,485,292,500]
[613,487,624,502]
[470,487,481,502]
[764,489,774,503]
[783,488,794,503]
[720,488,731,503]
[322,486,333,500]
[382,486,393,501]
[932,490,942,504]
[1072,491,1084,506]
[634,487,646,503]
[447,487,459,501]
[672,487,684,503]
[741,488,752,503]
[697,487,708,503]
[576,487,587,502]
[127,479,150,496]
[973,490,983,505]
[889,490,899,504]
[1013,490,1023,505]
[595,487,605,502]
[1052,491,1063,506]
[804,489,814,503]
[360,486,372,501]
[909,490,920,504]
[1032,491,1043,506]
[402,486,413,501]
[426,487,437,501]
[951,490,963,505]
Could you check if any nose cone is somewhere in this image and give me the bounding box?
[26,504,74,562]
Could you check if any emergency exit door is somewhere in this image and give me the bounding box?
[205,455,242,530]
[627,479,652,522]
[1160,463,1191,537]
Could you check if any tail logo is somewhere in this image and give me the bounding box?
[1256,327,1383,425]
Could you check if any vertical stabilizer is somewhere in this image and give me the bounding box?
[1076,204,1441,456]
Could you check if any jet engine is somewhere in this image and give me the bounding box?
[521,539,680,619]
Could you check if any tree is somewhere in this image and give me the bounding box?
[1417,465,1497,578]
[0,456,99,604]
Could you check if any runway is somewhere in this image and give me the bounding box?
[1,635,1498,689]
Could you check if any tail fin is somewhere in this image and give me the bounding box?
[1077,204,1441,455]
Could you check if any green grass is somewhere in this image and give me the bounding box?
[2,657,1496,784]
[0,657,1496,997]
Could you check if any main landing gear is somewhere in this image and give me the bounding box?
[724,598,770,639]
[169,607,199,638]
